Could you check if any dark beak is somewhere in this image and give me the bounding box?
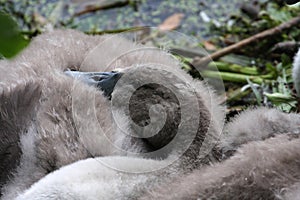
[64,70,122,98]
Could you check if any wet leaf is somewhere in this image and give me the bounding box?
[158,13,184,31]
[203,40,217,51]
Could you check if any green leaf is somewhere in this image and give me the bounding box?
[0,11,29,58]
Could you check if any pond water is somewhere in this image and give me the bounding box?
[1,0,246,40]
[74,0,244,40]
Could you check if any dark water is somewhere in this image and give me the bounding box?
[0,0,245,40]
[74,0,243,40]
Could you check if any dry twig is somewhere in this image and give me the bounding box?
[192,15,300,68]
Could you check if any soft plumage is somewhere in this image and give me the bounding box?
[141,133,300,200]
[140,47,300,199]
[0,29,224,199]
[220,107,300,157]
[1,28,300,200]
